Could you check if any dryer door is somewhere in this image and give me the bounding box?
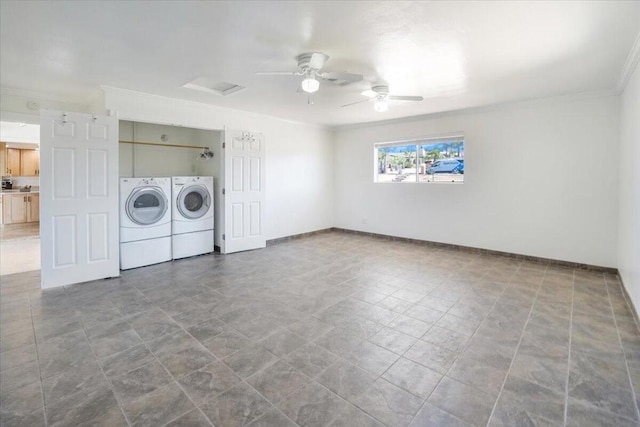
[126,186,169,225]
[177,184,211,219]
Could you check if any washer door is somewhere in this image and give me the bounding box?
[126,186,168,226]
[177,184,211,219]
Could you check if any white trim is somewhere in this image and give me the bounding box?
[0,111,40,124]
[336,89,618,131]
[617,30,640,93]
[100,85,332,131]
[0,86,87,105]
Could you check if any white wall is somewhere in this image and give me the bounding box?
[619,62,640,309]
[118,120,219,178]
[11,176,39,188]
[333,95,620,268]
[0,88,89,124]
[102,87,334,242]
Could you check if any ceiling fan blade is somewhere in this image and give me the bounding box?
[320,72,363,84]
[308,52,329,70]
[388,95,424,102]
[361,89,378,98]
[340,98,373,108]
[255,71,298,76]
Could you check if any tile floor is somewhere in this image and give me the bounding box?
[1,222,40,276]
[0,222,40,241]
[1,232,639,427]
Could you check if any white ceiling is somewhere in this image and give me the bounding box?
[1,1,639,126]
[0,121,40,144]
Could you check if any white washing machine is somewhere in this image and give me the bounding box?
[120,177,172,270]
[171,176,214,259]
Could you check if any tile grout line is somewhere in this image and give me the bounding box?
[604,274,640,422]
[562,270,576,427]
[405,263,524,426]
[71,290,135,427]
[28,291,48,427]
[151,304,299,427]
[118,285,227,423]
[284,275,439,425]
[142,302,227,426]
[485,264,547,426]
[135,335,215,427]
[8,237,596,427]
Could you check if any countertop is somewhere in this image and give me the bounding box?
[1,189,40,195]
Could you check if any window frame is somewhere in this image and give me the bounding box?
[373,133,465,184]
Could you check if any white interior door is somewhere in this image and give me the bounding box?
[40,110,119,289]
[223,130,265,254]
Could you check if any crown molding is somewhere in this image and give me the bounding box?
[334,89,618,132]
[0,86,90,106]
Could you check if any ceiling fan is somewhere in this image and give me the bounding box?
[256,52,363,94]
[342,84,424,112]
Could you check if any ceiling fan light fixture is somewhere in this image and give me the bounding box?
[374,99,389,112]
[301,76,320,93]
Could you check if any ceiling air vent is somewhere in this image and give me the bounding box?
[182,77,246,96]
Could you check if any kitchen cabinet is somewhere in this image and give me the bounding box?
[27,193,39,222]
[21,149,39,176]
[2,193,39,224]
[3,194,26,224]
[1,147,39,176]
[6,148,20,175]
[0,143,5,177]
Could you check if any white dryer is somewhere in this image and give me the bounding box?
[171,176,214,259]
[120,177,172,270]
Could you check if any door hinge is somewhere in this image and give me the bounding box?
[222,234,225,240]
[222,188,225,195]
[222,142,225,149]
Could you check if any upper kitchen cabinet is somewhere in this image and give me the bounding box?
[0,143,5,176]
[6,147,20,175]
[1,146,39,176]
[20,149,39,176]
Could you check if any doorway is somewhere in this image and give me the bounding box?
[0,121,41,275]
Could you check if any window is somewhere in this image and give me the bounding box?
[375,135,464,183]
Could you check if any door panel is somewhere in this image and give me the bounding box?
[249,202,261,236]
[249,157,261,191]
[87,213,109,262]
[53,215,76,267]
[53,148,75,198]
[231,157,243,191]
[40,110,119,289]
[223,130,265,253]
[87,149,108,197]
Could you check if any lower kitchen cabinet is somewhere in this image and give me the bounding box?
[2,193,39,224]
[27,193,39,222]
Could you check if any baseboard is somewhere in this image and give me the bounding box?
[618,275,640,332]
[263,226,616,273]
[331,227,618,274]
[257,227,636,329]
[265,228,334,246]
